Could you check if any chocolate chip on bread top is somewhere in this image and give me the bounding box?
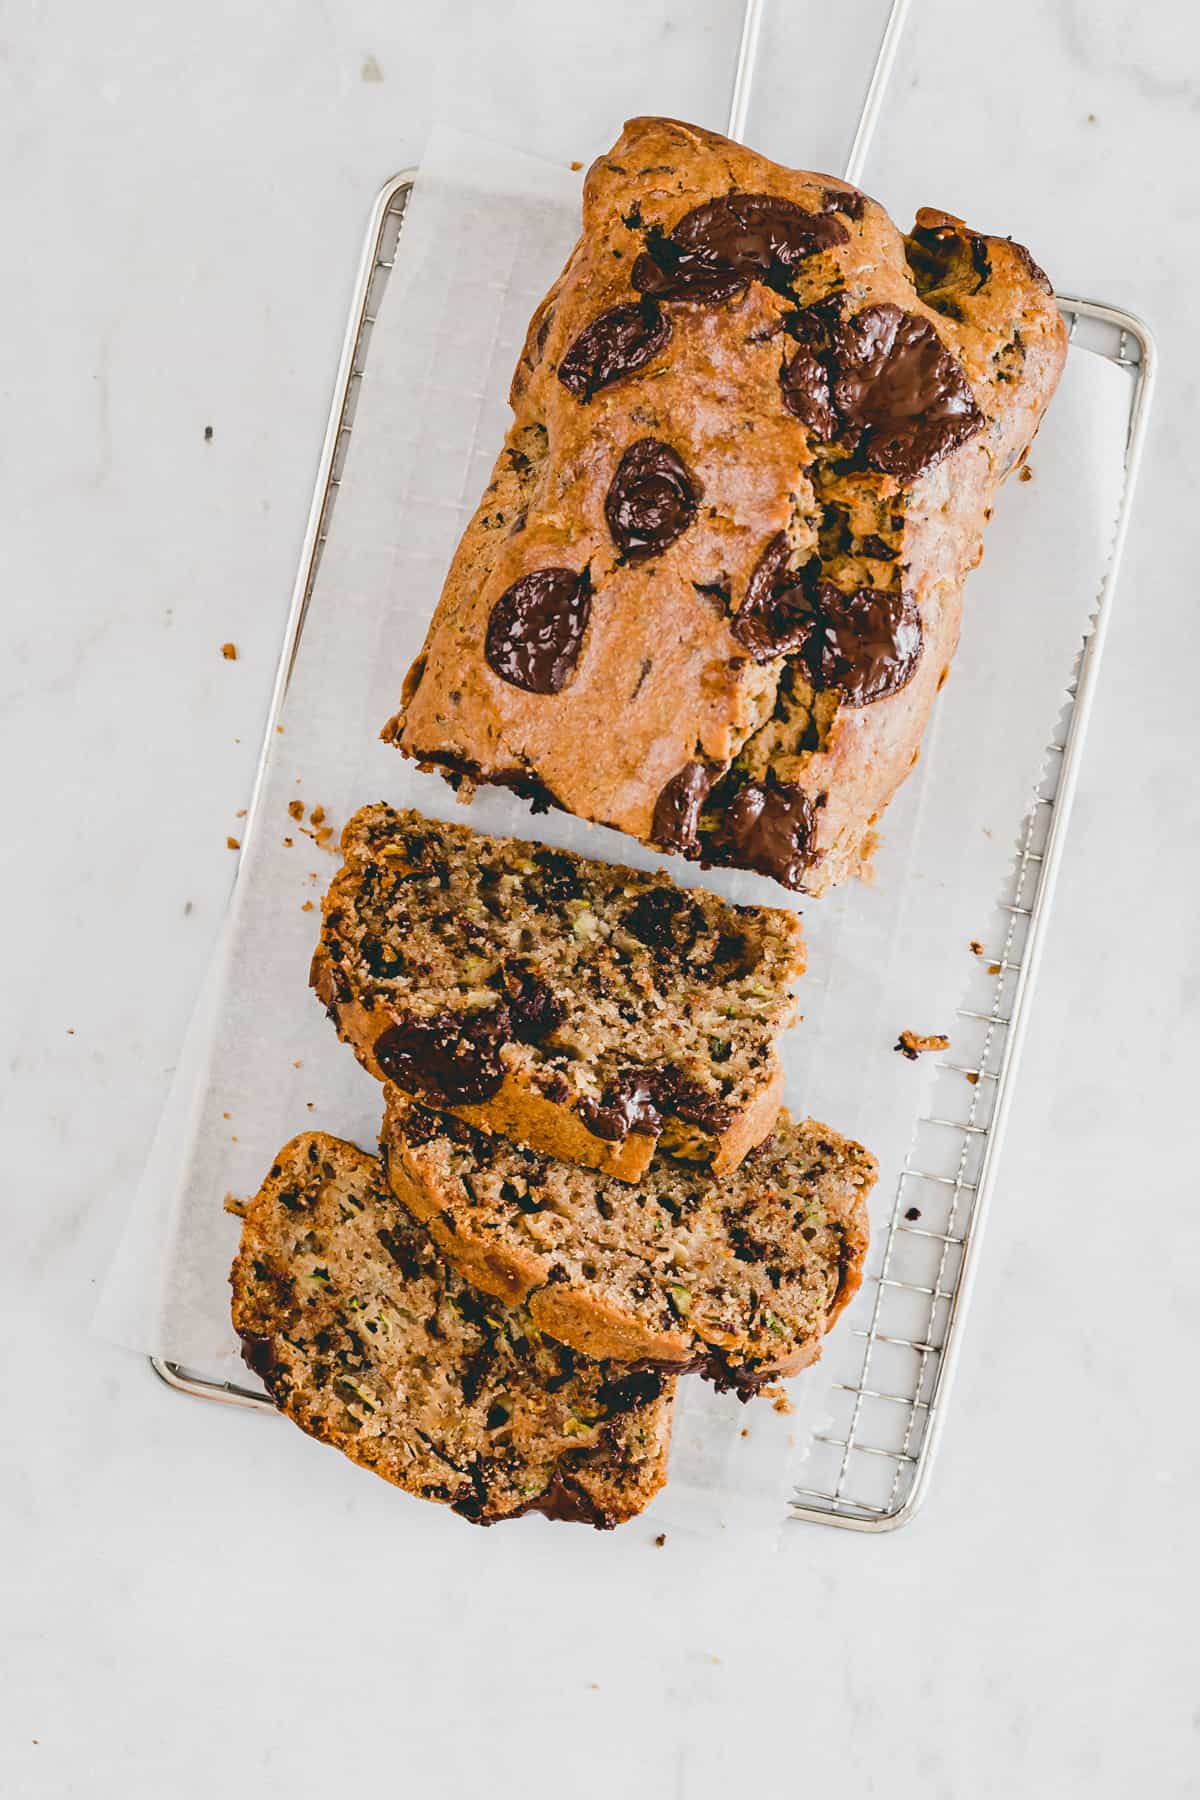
[388,116,1067,893]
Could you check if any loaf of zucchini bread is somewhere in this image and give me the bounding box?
[381,1091,875,1393]
[229,1134,676,1526]
[387,115,1067,892]
[312,805,804,1182]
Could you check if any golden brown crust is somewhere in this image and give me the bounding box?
[390,116,1068,893]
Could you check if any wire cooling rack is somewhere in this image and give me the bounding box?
[793,313,1154,1521]
[149,6,1156,1530]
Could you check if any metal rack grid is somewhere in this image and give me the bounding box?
[149,5,1157,1526]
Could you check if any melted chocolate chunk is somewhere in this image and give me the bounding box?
[622,886,703,956]
[659,1069,733,1134]
[807,581,923,705]
[376,1224,427,1283]
[779,342,837,438]
[604,438,698,561]
[904,221,991,303]
[500,961,566,1043]
[529,848,582,902]
[579,1065,729,1143]
[650,760,717,854]
[522,1475,612,1528]
[634,192,848,303]
[860,533,894,560]
[374,1007,511,1106]
[822,185,866,221]
[731,532,818,663]
[830,303,984,480]
[557,300,672,400]
[484,568,591,695]
[238,1332,277,1385]
[579,1069,663,1141]
[597,1369,666,1415]
[720,781,816,889]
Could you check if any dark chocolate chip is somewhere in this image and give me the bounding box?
[500,961,566,1043]
[522,1475,612,1528]
[779,342,837,438]
[658,1068,732,1134]
[604,438,698,561]
[720,780,816,889]
[579,1069,663,1141]
[731,532,818,663]
[830,303,984,480]
[822,185,866,221]
[650,760,718,854]
[579,1065,729,1143]
[860,533,895,559]
[376,1224,428,1282]
[529,848,583,903]
[484,567,591,695]
[596,1369,666,1415]
[238,1332,277,1384]
[806,581,923,705]
[374,1007,511,1106]
[622,886,703,956]
[557,300,672,400]
[904,222,991,303]
[634,192,847,303]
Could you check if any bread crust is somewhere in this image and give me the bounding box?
[389,116,1068,893]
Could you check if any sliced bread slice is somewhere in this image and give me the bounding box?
[311,805,803,1182]
[381,1094,875,1392]
[229,1133,675,1526]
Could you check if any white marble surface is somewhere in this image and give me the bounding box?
[3,1,1198,1794]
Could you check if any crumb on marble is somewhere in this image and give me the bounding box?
[301,900,314,912]
[288,800,304,820]
[905,1206,921,1221]
[1019,465,1034,483]
[969,939,984,955]
[221,641,237,660]
[895,1029,950,1060]
[226,836,240,851]
[654,1532,666,1547]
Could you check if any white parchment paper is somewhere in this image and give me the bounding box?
[96,126,1131,1531]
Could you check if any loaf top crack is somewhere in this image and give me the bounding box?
[312,805,804,1182]
[229,1133,676,1527]
[388,115,1068,893]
